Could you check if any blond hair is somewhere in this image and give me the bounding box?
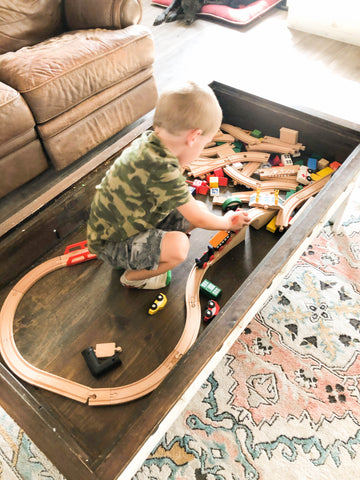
[153,81,222,136]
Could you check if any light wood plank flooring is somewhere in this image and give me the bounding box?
[142,1,360,128]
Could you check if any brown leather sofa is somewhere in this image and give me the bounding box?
[0,0,157,199]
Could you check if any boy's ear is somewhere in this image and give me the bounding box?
[187,128,203,146]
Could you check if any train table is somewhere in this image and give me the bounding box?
[0,82,359,480]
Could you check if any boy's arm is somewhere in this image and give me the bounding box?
[177,196,250,232]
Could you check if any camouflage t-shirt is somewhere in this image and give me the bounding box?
[87,131,191,253]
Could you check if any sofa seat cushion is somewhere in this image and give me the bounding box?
[0,25,154,124]
[0,82,37,157]
[38,75,158,170]
[0,140,48,199]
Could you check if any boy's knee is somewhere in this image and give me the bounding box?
[162,231,189,264]
[177,232,190,262]
[172,232,190,263]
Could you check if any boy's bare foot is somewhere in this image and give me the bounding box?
[120,271,171,290]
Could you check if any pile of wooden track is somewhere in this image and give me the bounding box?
[185,123,337,232]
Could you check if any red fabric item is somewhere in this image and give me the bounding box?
[152,0,282,25]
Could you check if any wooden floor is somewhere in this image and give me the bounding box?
[0,4,360,480]
[143,2,360,127]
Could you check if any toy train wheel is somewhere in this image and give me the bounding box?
[222,197,242,212]
[208,300,215,308]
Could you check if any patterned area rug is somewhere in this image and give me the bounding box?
[0,405,65,480]
[134,192,360,478]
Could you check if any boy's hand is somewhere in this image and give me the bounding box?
[225,209,250,231]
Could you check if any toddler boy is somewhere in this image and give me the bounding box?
[87,81,249,289]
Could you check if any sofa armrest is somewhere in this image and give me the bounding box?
[64,0,142,30]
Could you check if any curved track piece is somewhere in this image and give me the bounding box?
[275,174,332,230]
[186,152,270,178]
[224,165,299,191]
[0,209,268,405]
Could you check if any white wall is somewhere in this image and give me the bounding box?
[287,0,360,47]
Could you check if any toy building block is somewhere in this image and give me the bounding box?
[330,161,341,171]
[309,153,322,160]
[286,189,296,199]
[280,127,299,145]
[251,129,262,138]
[232,140,244,152]
[307,157,318,171]
[294,158,305,165]
[266,216,278,233]
[209,176,219,188]
[189,186,196,196]
[218,176,228,187]
[210,187,220,196]
[213,167,224,177]
[317,166,334,178]
[318,157,329,169]
[281,154,293,165]
[192,179,203,193]
[310,172,321,182]
[198,183,209,195]
[200,279,222,299]
[272,155,282,166]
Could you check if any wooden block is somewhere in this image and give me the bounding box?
[209,176,219,188]
[266,216,278,233]
[318,157,329,169]
[330,161,341,171]
[317,166,334,178]
[280,127,298,145]
[310,172,321,181]
[218,176,228,186]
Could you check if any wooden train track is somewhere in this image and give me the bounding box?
[276,174,332,230]
[223,165,299,191]
[186,152,270,178]
[0,210,267,406]
[221,123,261,145]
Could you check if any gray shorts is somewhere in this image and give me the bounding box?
[96,210,191,271]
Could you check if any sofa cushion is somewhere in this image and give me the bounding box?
[0,25,154,124]
[0,140,48,198]
[0,0,63,54]
[64,0,143,30]
[39,75,158,170]
[0,82,37,157]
